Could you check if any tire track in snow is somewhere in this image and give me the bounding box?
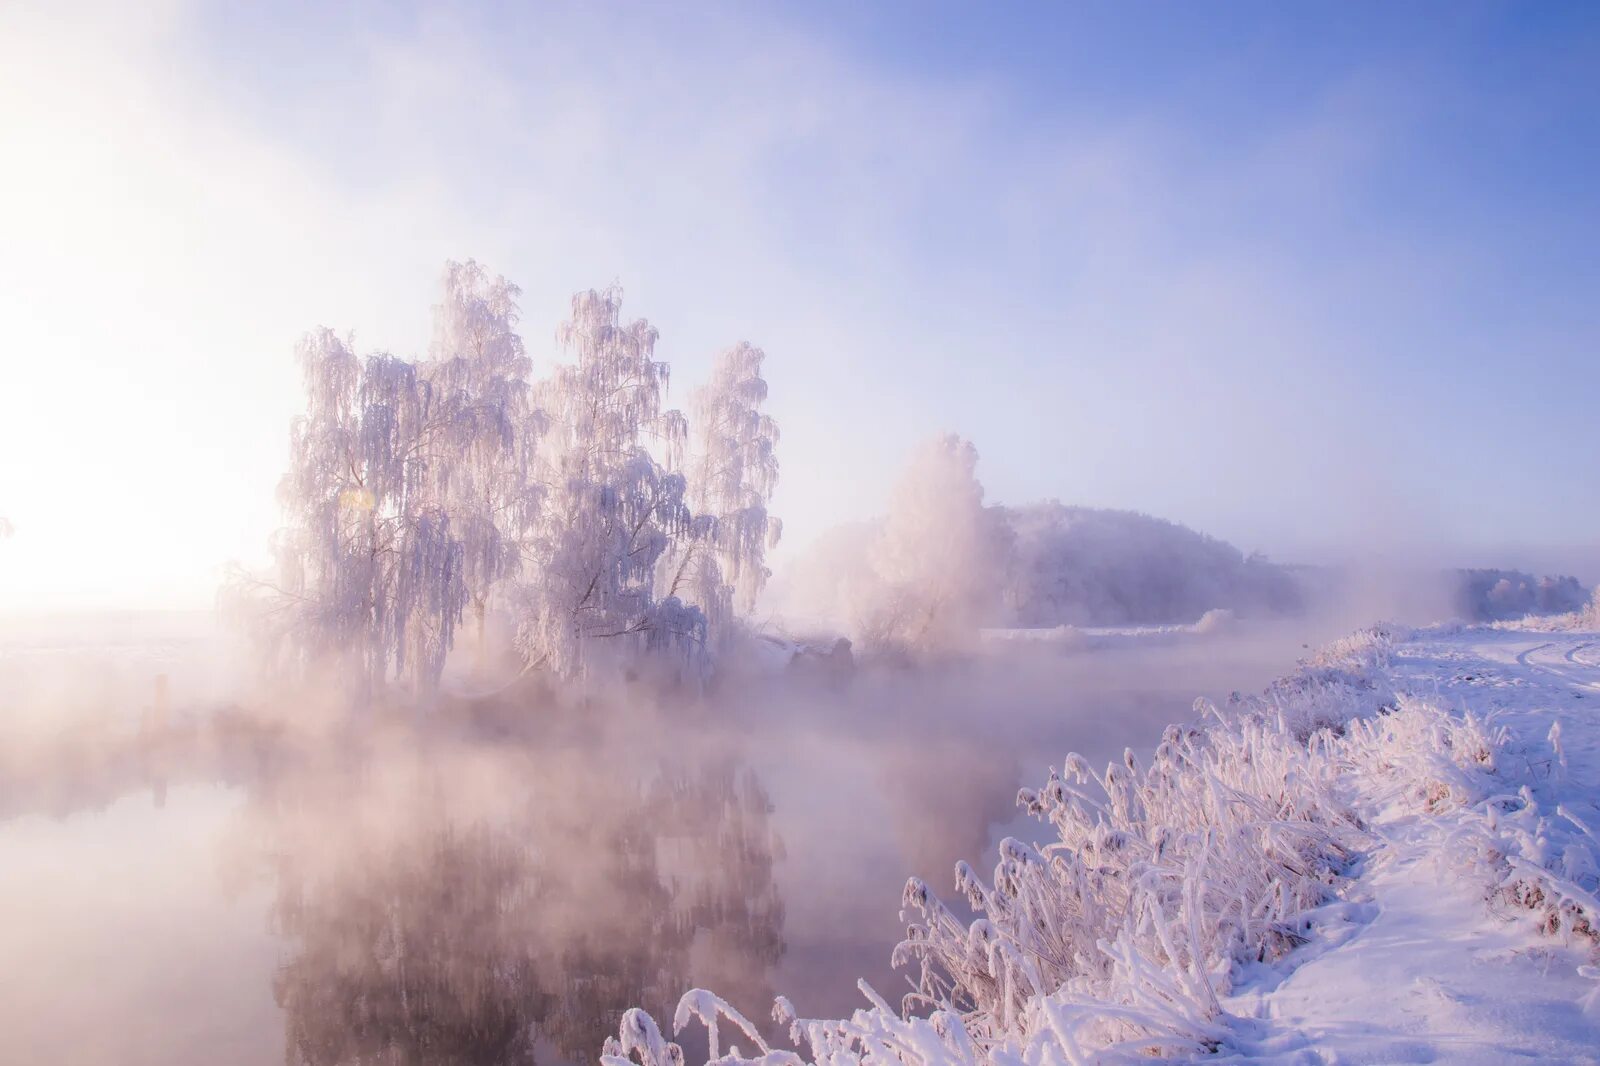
[1512,639,1600,694]
[1516,642,1554,669]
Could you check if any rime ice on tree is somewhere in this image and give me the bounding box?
[233,263,782,695]
[853,433,1009,658]
[659,342,783,649]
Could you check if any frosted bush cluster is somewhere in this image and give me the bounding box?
[1241,623,1404,738]
[1418,724,1600,947]
[228,263,781,693]
[605,626,1599,1064]
[1338,685,1600,981]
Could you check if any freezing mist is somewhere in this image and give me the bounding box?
[0,608,1355,1066]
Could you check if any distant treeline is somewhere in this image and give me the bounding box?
[1452,568,1589,622]
[994,512,1591,627]
[1003,509,1592,627]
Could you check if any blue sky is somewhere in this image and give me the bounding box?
[2,1,1598,607]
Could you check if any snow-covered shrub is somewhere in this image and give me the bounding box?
[1417,720,1600,946]
[1337,695,1508,816]
[886,711,1360,1058]
[1232,623,1401,739]
[1436,798,1600,944]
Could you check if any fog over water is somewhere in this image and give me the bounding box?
[0,611,1342,1066]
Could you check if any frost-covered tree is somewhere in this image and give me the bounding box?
[236,266,780,695]
[660,343,782,643]
[514,287,703,678]
[1454,568,1588,622]
[260,329,469,694]
[854,434,1009,657]
[422,261,542,652]
[1583,585,1600,626]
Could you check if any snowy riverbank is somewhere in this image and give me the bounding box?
[609,624,1600,1065]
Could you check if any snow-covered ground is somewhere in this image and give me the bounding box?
[980,609,1240,650]
[611,624,1600,1065]
[1221,627,1600,1064]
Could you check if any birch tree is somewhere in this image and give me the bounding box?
[514,287,703,678]
[660,342,782,644]
[263,330,469,694]
[239,265,782,695]
[422,260,542,654]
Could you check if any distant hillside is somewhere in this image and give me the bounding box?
[768,503,1304,631]
[997,502,1303,627]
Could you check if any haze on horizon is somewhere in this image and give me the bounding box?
[2,0,1598,611]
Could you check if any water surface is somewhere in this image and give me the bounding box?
[0,616,1324,1065]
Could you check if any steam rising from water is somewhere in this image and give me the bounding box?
[0,611,1346,1064]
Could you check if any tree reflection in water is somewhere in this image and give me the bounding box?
[240,713,784,1066]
